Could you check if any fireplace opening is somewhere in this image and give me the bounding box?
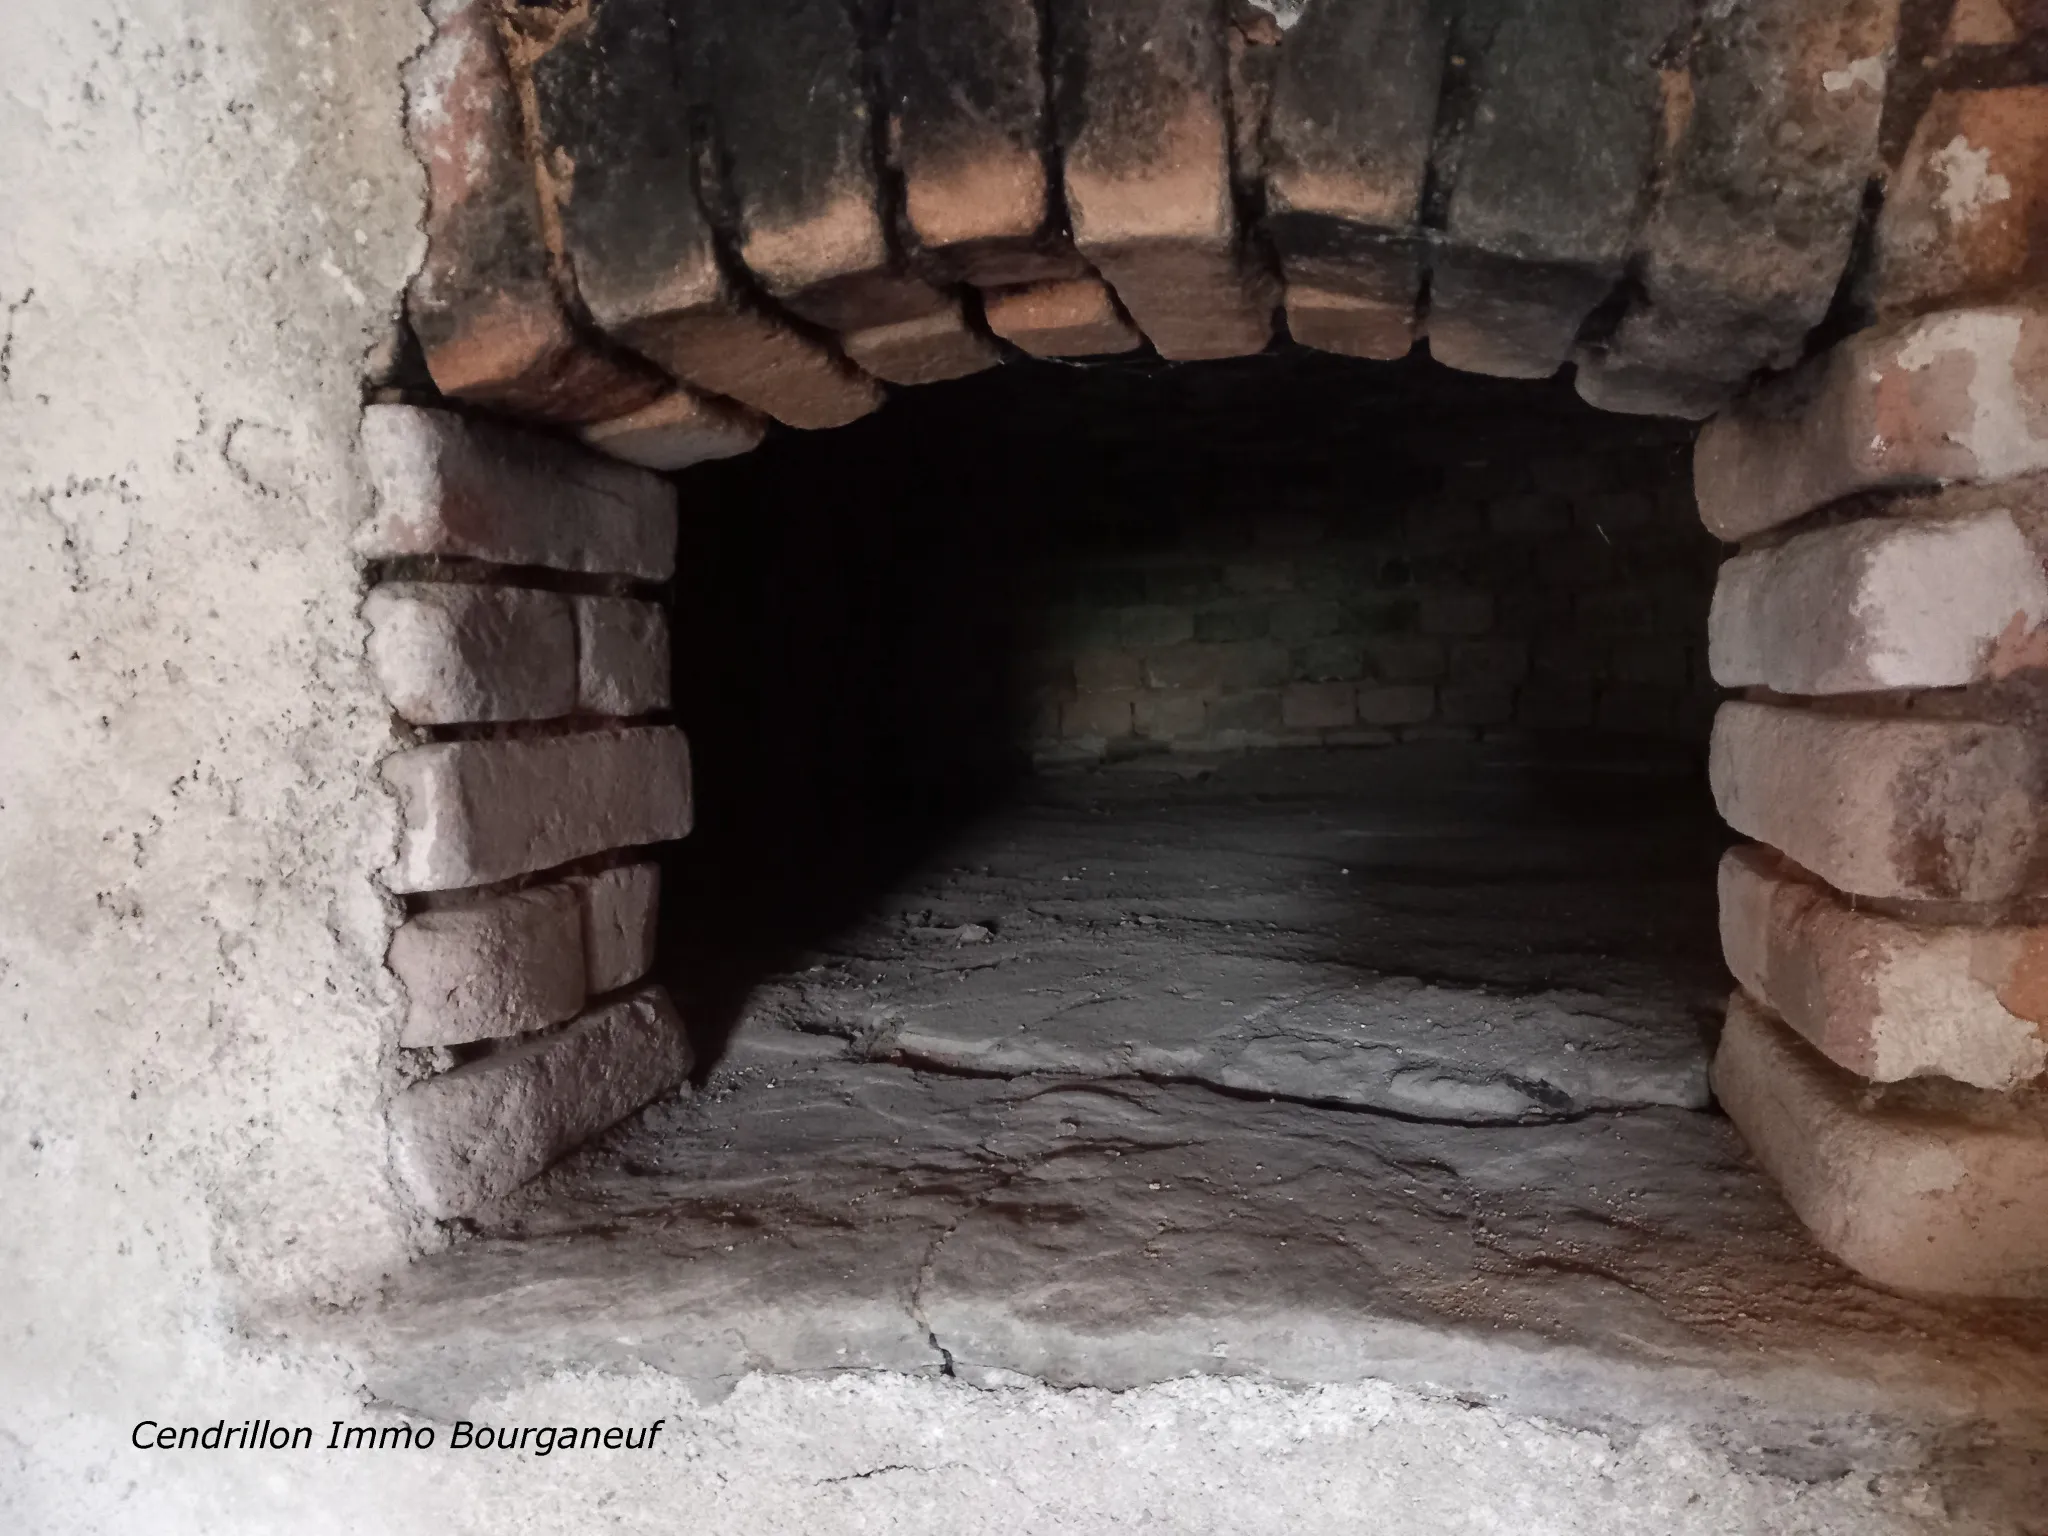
[356,346,2032,1478]
[339,2,2048,1504]
[653,348,1727,1092]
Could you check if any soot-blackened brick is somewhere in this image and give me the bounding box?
[1266,0,1447,360]
[888,0,1084,286]
[1579,0,1896,420]
[1432,0,1691,379]
[690,0,946,332]
[1052,0,1275,358]
[405,0,665,422]
[531,0,883,428]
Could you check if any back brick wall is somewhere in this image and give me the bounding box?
[1002,361,1723,758]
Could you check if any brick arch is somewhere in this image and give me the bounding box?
[366,0,2048,1297]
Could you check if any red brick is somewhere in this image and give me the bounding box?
[1945,0,2030,45]
[1872,88,2048,320]
[1356,684,1435,726]
[526,0,884,430]
[1264,0,1439,362]
[573,596,670,716]
[1213,641,1292,690]
[1694,307,2048,541]
[1073,651,1143,693]
[363,583,576,726]
[983,279,1142,358]
[1708,508,2048,693]
[1134,689,1211,741]
[888,0,1082,287]
[1418,591,1493,636]
[1713,991,2048,1298]
[567,863,661,994]
[1061,691,1137,739]
[1362,637,1445,682]
[1720,844,2048,1089]
[1709,700,2048,902]
[689,0,955,345]
[580,390,767,472]
[1439,685,1516,727]
[1577,0,1895,418]
[382,727,693,894]
[391,984,691,1218]
[388,885,587,1048]
[1281,682,1357,730]
[1430,0,1689,379]
[402,0,665,423]
[1141,646,1221,691]
[358,406,677,579]
[1055,0,1273,359]
[840,305,1001,386]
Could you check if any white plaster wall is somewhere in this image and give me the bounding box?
[0,3,2000,1530]
[0,0,431,1523]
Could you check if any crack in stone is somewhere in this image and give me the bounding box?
[903,1125,1197,1379]
[872,1044,1666,1130]
[816,1460,973,1484]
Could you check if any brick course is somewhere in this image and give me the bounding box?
[388,886,586,1048]
[1708,509,2048,693]
[359,405,678,579]
[1712,991,2048,1298]
[389,984,692,1219]
[1024,409,1716,758]
[1694,307,2048,542]
[382,726,693,893]
[364,583,576,725]
[1719,844,2048,1090]
[569,863,662,994]
[1709,701,2048,903]
[574,596,671,716]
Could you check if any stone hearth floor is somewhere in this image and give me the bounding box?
[349,744,2048,1520]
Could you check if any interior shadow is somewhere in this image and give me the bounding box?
[652,347,1716,1073]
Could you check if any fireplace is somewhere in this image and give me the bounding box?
[89,0,2048,1519]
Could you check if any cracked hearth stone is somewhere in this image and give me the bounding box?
[347,1035,2048,1513]
[334,747,2048,1517]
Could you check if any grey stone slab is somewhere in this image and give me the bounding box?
[339,748,2048,1505]
[349,1043,2048,1494]
[761,948,1708,1119]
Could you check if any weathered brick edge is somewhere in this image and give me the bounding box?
[1712,992,2048,1299]
[1697,283,2048,1293]
[362,404,693,1218]
[390,984,692,1219]
[398,0,2048,440]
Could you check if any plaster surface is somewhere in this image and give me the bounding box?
[1,0,433,1527]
